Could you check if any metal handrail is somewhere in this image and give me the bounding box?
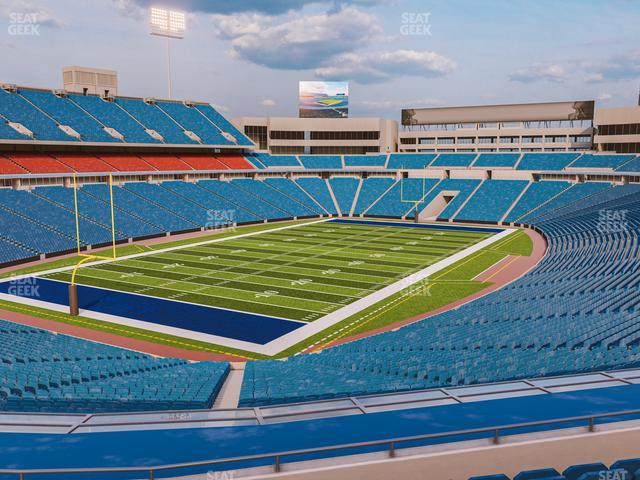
[2,407,640,478]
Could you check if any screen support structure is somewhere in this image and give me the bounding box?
[69,174,117,315]
[400,173,428,223]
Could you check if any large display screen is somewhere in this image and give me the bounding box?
[299,81,348,118]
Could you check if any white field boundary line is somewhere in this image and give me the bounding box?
[0,218,331,284]
[0,292,284,354]
[261,227,514,354]
[0,220,510,356]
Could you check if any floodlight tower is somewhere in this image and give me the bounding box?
[150,7,185,99]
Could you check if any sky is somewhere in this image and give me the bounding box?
[0,0,638,121]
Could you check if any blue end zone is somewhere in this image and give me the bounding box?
[0,278,303,345]
[329,218,504,233]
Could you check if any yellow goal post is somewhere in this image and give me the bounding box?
[69,174,117,308]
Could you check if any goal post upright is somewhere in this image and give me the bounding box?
[399,168,428,223]
[69,173,118,315]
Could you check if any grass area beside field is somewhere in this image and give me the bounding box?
[279,228,534,355]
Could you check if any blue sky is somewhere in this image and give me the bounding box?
[0,0,638,120]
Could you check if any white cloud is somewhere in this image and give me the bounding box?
[509,63,567,83]
[316,50,455,84]
[357,98,444,110]
[118,0,388,16]
[260,99,277,108]
[111,0,145,20]
[212,7,382,70]
[583,50,640,83]
[597,92,613,102]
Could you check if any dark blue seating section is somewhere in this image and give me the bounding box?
[517,153,580,171]
[239,183,640,406]
[387,153,437,169]
[473,153,521,168]
[469,458,640,480]
[0,319,229,412]
[329,177,360,214]
[431,153,477,167]
[299,155,343,169]
[0,86,252,145]
[504,181,571,223]
[19,90,119,143]
[571,154,636,169]
[353,177,396,214]
[0,89,74,141]
[344,155,387,167]
[250,152,300,168]
[616,156,640,172]
[455,180,529,222]
[296,177,338,214]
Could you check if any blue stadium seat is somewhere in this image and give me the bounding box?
[70,94,160,144]
[116,98,196,144]
[0,89,75,141]
[517,153,580,171]
[343,155,387,167]
[353,177,396,214]
[19,90,119,143]
[571,154,636,170]
[387,153,436,169]
[473,153,521,168]
[505,181,571,223]
[431,153,477,167]
[0,319,230,413]
[329,177,360,214]
[156,102,232,145]
[299,155,343,169]
[296,177,338,214]
[514,469,562,480]
[194,104,254,146]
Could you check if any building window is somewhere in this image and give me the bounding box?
[438,137,455,144]
[478,137,496,144]
[457,137,474,144]
[571,135,592,143]
[400,137,417,144]
[522,136,543,143]
[499,136,518,144]
[270,146,305,154]
[547,135,567,143]
[419,138,435,144]
[270,130,305,140]
[310,146,379,154]
[244,125,267,150]
[310,131,379,140]
[598,123,640,136]
[599,143,640,154]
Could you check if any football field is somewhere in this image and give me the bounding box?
[0,219,509,355]
[43,220,491,321]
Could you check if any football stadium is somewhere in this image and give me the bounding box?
[0,1,640,479]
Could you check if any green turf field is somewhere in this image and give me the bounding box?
[42,221,491,322]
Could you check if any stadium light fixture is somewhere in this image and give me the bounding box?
[150,7,185,99]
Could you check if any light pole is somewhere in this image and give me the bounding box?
[150,7,185,99]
